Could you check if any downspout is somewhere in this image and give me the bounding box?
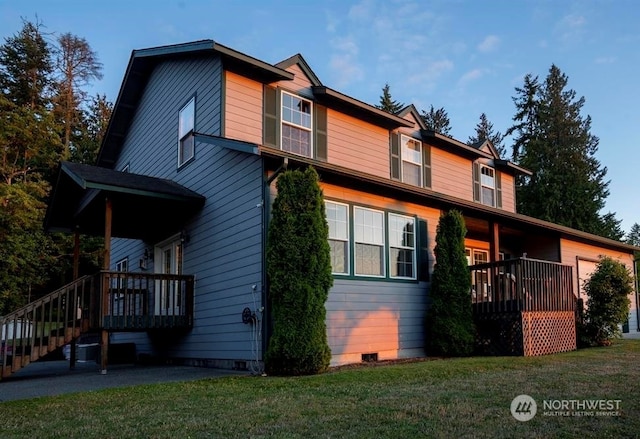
[261,158,288,358]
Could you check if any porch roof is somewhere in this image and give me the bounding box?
[44,162,206,240]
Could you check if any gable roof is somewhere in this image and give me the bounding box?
[45,162,205,240]
[276,53,322,86]
[471,139,501,159]
[96,40,294,168]
[397,105,427,130]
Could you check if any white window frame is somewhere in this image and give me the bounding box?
[325,201,350,275]
[178,97,195,167]
[113,258,128,290]
[388,213,416,279]
[401,134,422,187]
[280,91,313,158]
[354,206,385,277]
[480,165,495,207]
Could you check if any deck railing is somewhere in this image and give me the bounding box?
[470,257,575,313]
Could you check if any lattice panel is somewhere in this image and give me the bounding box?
[474,313,523,356]
[521,311,576,357]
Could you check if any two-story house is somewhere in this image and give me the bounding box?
[36,39,638,373]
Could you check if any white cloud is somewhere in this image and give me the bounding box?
[595,56,616,64]
[329,54,365,88]
[478,35,500,53]
[458,68,488,86]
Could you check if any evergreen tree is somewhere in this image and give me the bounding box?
[421,105,452,136]
[53,33,103,156]
[72,93,113,164]
[425,210,474,356]
[508,65,612,236]
[627,223,640,246]
[376,83,404,114]
[265,167,332,375]
[0,18,53,110]
[468,112,505,158]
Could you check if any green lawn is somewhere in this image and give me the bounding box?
[1,340,639,439]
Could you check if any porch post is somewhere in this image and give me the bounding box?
[100,197,112,375]
[70,228,80,370]
[489,221,500,263]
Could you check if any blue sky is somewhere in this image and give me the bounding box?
[2,0,639,234]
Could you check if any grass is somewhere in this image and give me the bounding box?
[1,340,639,439]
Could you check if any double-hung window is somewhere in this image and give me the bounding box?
[178,97,195,167]
[480,165,495,206]
[401,135,422,187]
[113,258,128,290]
[388,213,416,279]
[354,207,385,277]
[281,91,312,157]
[326,201,349,274]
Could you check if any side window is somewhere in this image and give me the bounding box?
[113,258,128,289]
[391,134,431,188]
[325,201,349,275]
[178,97,195,167]
[354,207,385,277]
[388,213,416,279]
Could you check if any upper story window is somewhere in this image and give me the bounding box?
[390,133,431,188]
[263,86,327,161]
[281,92,312,157]
[326,201,349,275]
[473,162,502,208]
[401,135,423,187]
[480,165,495,206]
[178,97,195,167]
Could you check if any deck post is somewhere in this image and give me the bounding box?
[70,228,80,370]
[100,197,112,375]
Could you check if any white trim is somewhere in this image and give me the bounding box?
[178,97,195,168]
[280,90,313,158]
[400,134,422,187]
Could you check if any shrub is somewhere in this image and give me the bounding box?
[578,256,632,347]
[425,210,475,356]
[264,167,332,375]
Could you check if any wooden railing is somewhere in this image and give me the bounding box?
[1,275,97,378]
[470,257,575,314]
[1,272,194,379]
[100,271,195,330]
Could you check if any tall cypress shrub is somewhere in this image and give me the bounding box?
[425,210,475,356]
[265,167,332,375]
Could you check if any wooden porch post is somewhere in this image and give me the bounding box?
[70,228,80,370]
[100,197,112,375]
[489,221,500,263]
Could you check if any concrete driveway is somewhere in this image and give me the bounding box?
[0,360,248,403]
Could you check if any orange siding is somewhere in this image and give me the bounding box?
[273,64,313,94]
[224,71,263,144]
[560,238,636,302]
[431,147,473,201]
[500,172,515,212]
[326,109,390,177]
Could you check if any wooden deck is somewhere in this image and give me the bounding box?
[470,258,577,356]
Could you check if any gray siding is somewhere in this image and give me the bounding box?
[326,278,428,365]
[109,55,264,362]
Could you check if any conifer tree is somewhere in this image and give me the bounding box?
[377,83,404,114]
[468,113,505,158]
[425,210,474,356]
[508,65,615,237]
[421,105,452,136]
[265,167,332,375]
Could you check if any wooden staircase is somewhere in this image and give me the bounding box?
[0,275,98,380]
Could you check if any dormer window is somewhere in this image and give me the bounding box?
[390,133,431,188]
[281,92,312,157]
[473,162,502,208]
[263,86,328,161]
[481,165,495,206]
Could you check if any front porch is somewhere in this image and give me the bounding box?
[0,272,194,380]
[470,257,577,356]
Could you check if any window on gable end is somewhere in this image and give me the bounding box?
[473,162,501,208]
[178,97,195,167]
[281,91,312,157]
[391,134,431,188]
